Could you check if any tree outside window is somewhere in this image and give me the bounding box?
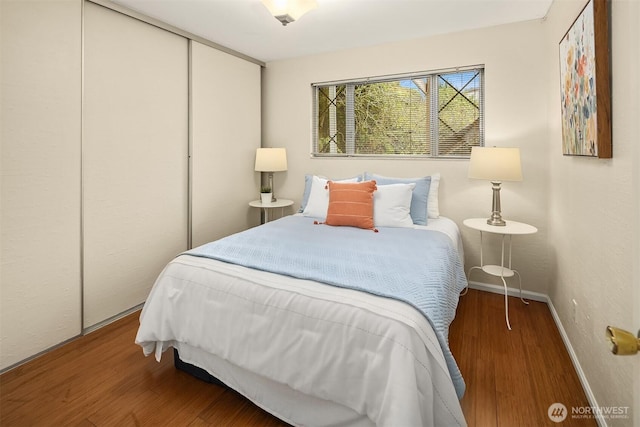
[313,67,484,158]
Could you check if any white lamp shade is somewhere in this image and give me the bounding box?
[468,147,522,182]
[255,148,288,172]
[261,0,317,21]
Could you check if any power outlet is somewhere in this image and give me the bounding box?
[572,299,578,323]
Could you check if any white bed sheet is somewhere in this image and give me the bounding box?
[136,218,467,427]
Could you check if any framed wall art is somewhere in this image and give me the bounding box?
[559,0,611,158]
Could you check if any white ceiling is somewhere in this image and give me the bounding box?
[112,0,553,63]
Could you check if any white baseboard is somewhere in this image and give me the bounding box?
[545,298,606,427]
[467,280,548,302]
[468,281,605,426]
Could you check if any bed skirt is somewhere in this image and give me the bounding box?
[167,342,380,426]
[173,348,225,387]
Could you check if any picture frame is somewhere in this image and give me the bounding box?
[559,0,611,158]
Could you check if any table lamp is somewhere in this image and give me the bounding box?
[255,148,288,202]
[468,146,522,226]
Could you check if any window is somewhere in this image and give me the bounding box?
[312,66,484,158]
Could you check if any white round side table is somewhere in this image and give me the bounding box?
[463,218,538,330]
[249,199,294,223]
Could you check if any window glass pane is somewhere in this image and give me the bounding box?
[313,67,483,158]
[354,79,431,155]
[437,70,482,156]
[316,85,346,154]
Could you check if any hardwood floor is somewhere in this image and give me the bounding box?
[449,290,595,426]
[0,289,595,426]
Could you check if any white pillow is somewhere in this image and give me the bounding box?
[374,183,415,228]
[302,175,359,219]
[365,171,441,220]
[428,172,440,219]
[298,174,361,213]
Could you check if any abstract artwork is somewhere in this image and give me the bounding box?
[559,0,611,158]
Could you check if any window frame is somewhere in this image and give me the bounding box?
[311,65,485,159]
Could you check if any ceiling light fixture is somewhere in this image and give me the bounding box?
[261,0,317,26]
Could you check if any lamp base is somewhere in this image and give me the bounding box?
[487,216,506,227]
[268,173,277,202]
[487,181,507,226]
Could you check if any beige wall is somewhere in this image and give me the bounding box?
[262,19,551,294]
[545,0,639,424]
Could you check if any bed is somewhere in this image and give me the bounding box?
[135,176,468,427]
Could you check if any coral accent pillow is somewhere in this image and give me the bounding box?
[325,180,377,230]
[302,175,360,219]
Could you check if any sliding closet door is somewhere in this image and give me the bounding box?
[191,41,261,247]
[83,2,188,328]
[1,0,81,370]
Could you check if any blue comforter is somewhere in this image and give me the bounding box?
[184,215,467,398]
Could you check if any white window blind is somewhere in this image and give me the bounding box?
[312,66,484,158]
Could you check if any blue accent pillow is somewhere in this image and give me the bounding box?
[364,172,431,225]
[298,174,314,213]
[298,174,362,213]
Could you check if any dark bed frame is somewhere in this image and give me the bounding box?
[173,348,226,387]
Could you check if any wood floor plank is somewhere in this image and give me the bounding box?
[450,290,596,426]
[1,289,596,426]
